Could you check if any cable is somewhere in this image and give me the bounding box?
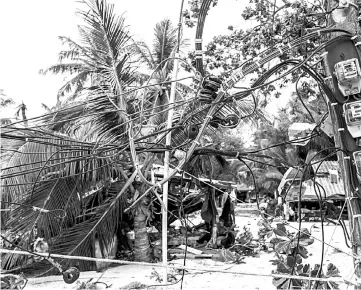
[0,247,356,285]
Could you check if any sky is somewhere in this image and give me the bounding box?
[0,0,255,119]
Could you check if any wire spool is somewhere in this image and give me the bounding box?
[188,125,199,140]
[62,267,80,284]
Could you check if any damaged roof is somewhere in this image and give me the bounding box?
[312,161,340,175]
[287,161,346,201]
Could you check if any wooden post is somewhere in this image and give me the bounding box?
[324,0,361,285]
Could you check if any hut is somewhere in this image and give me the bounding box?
[283,161,347,221]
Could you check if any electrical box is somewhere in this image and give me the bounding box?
[354,151,361,183]
[288,123,316,146]
[334,58,361,96]
[343,101,361,138]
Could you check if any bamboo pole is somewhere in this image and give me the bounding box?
[162,55,179,287]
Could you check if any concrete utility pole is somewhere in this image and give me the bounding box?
[323,0,361,286]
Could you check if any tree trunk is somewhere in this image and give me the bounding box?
[94,234,118,272]
[133,198,151,262]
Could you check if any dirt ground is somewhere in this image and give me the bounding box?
[19,215,356,290]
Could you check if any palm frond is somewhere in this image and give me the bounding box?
[51,179,131,270]
[58,50,81,62]
[78,0,133,114]
[153,19,177,71]
[57,35,90,63]
[58,36,87,54]
[39,64,85,75]
[41,103,52,112]
[1,133,122,270]
[57,71,91,99]
[131,41,155,69]
[37,103,86,132]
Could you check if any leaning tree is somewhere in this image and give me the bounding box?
[0,0,261,273]
[1,0,150,271]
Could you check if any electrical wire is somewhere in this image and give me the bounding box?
[3,4,361,286]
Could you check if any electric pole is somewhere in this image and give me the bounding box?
[323,0,361,286]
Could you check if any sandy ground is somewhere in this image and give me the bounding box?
[16,215,356,290]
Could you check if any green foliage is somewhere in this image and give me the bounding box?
[132,18,191,128]
[1,134,129,270]
[184,0,323,75]
[203,128,246,151]
[182,0,328,126]
[0,274,27,290]
[182,0,219,28]
[256,221,341,290]
[231,226,258,256]
[1,0,143,271]
[75,278,112,290]
[40,0,137,107]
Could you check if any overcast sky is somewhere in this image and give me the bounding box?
[0,0,254,118]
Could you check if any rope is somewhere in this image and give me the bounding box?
[0,248,357,285]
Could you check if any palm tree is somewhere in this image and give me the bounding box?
[39,1,137,113]
[0,0,149,271]
[132,19,191,127]
[1,0,286,273]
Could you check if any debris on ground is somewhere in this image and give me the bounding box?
[177,245,203,255]
[150,268,177,283]
[1,273,27,290]
[118,281,149,290]
[74,278,112,290]
[211,248,245,263]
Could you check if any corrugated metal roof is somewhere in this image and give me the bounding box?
[312,161,339,175]
[304,176,345,199]
[286,175,346,201]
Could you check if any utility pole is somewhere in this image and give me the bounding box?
[323,0,361,286]
[162,56,179,288]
